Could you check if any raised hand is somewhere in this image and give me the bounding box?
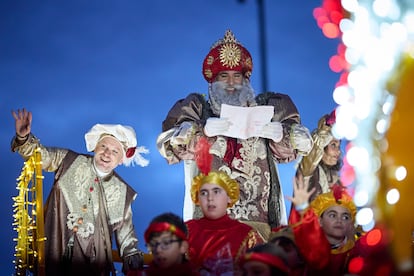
[12,108,32,138]
[286,174,316,209]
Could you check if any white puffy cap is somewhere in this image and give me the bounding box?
[84,123,149,167]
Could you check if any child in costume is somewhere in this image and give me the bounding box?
[128,212,198,276]
[185,137,264,275]
[288,175,395,275]
[186,170,264,275]
[288,175,354,274]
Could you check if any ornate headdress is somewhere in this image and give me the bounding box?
[311,185,357,221]
[190,137,240,207]
[202,29,253,83]
[191,171,240,207]
[84,124,149,167]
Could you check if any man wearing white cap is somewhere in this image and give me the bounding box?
[11,108,149,276]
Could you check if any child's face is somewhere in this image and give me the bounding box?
[146,231,187,268]
[242,260,272,276]
[322,139,341,166]
[319,205,353,242]
[198,183,231,220]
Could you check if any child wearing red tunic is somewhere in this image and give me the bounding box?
[288,175,395,275]
[186,171,264,275]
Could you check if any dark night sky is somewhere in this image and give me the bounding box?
[0,1,339,273]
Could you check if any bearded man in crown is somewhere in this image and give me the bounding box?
[156,30,313,240]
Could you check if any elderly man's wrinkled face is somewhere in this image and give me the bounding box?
[93,136,124,173]
[209,70,256,115]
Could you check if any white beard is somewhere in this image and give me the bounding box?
[208,80,256,116]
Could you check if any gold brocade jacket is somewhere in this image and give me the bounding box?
[12,134,140,276]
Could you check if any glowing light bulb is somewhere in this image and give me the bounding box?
[356,207,374,226]
[386,188,400,205]
[395,166,407,181]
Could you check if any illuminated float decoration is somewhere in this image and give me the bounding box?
[314,0,414,273]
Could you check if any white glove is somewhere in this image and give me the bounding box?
[170,121,195,146]
[260,121,283,142]
[315,129,333,149]
[204,117,231,137]
[291,124,313,155]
